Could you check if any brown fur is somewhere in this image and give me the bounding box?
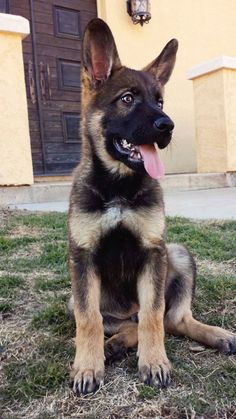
[70,263,104,394]
[68,18,236,395]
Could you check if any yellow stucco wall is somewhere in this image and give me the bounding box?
[192,70,227,173]
[188,59,236,173]
[96,0,236,174]
[0,15,33,185]
[224,69,236,172]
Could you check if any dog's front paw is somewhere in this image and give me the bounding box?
[70,366,104,395]
[139,355,171,388]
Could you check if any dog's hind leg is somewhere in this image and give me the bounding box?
[104,319,138,364]
[164,244,236,354]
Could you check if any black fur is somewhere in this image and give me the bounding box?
[69,244,92,312]
[78,154,163,213]
[94,226,147,312]
[69,20,236,397]
[69,18,179,395]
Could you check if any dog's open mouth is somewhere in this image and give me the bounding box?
[114,138,143,161]
[113,138,165,179]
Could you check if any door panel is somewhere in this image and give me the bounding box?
[9,0,97,175]
[54,6,81,38]
[0,0,9,12]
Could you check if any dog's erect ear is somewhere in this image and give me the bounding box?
[82,18,121,88]
[143,39,178,86]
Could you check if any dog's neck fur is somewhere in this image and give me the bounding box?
[73,143,162,213]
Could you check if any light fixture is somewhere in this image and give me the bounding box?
[127,0,151,26]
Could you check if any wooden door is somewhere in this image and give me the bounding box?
[9,0,97,175]
[0,0,9,12]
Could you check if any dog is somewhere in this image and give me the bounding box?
[68,18,236,395]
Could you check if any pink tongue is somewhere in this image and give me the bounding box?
[139,144,165,179]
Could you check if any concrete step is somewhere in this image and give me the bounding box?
[9,187,236,219]
[0,181,71,206]
[1,172,236,206]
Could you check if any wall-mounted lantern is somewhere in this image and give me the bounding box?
[127,0,151,26]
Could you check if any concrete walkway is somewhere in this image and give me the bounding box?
[9,187,236,220]
[164,187,236,219]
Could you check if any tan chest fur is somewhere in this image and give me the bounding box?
[70,204,165,250]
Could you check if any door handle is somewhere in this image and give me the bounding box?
[39,62,47,104]
[28,60,36,104]
[46,63,52,100]
[39,62,52,103]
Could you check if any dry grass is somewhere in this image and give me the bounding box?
[0,210,235,419]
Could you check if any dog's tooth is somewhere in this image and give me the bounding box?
[121,139,126,147]
[137,152,142,159]
[130,151,135,158]
[121,139,133,150]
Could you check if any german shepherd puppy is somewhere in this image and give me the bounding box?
[68,18,236,395]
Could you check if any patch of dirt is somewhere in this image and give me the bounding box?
[196,257,236,277]
[8,225,43,239]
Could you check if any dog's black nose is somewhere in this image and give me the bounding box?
[154,117,174,133]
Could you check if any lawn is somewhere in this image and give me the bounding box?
[0,210,235,419]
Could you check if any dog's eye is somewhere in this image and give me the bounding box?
[121,93,134,104]
[157,99,163,109]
